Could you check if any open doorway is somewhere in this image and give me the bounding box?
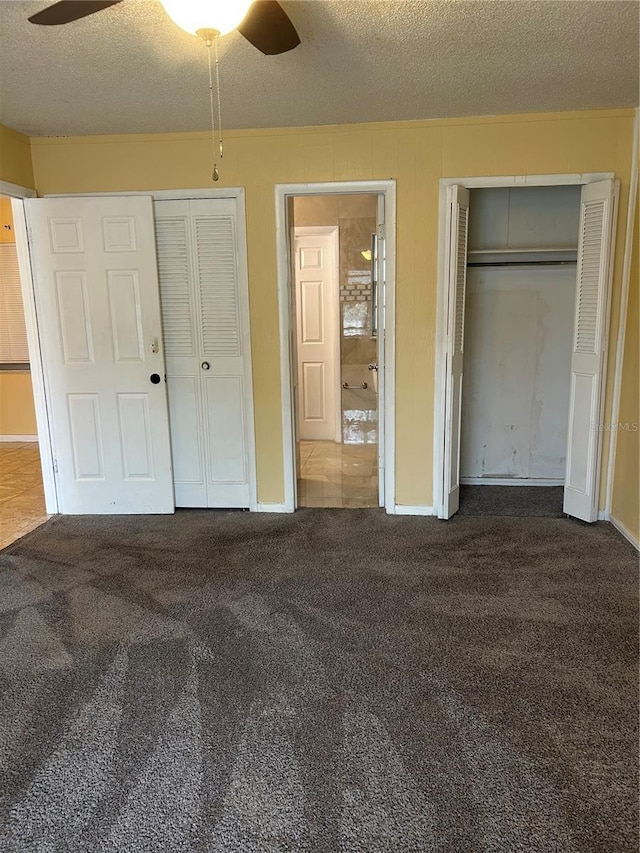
[275,180,396,513]
[0,194,49,546]
[435,175,618,522]
[458,184,581,516]
[292,194,379,507]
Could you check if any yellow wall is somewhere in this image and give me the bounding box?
[28,109,636,506]
[0,124,35,189]
[0,372,37,436]
[611,191,639,542]
[0,197,16,243]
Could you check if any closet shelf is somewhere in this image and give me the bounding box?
[467,247,578,266]
[468,247,577,254]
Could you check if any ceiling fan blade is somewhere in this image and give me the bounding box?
[28,1,123,26]
[237,0,300,55]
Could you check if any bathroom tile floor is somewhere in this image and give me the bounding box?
[297,440,379,508]
[0,440,379,543]
[0,442,49,550]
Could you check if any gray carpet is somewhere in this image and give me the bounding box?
[458,485,565,517]
[0,510,637,852]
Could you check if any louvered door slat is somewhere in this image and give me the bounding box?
[574,199,605,355]
[454,206,469,355]
[195,216,241,357]
[155,217,195,357]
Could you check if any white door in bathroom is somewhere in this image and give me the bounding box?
[294,227,341,441]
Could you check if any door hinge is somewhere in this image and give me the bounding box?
[53,458,58,474]
[377,224,386,241]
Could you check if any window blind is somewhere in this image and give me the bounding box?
[0,243,29,364]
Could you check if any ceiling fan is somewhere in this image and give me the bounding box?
[27,0,301,55]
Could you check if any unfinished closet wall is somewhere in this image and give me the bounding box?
[460,186,581,484]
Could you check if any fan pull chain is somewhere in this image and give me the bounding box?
[206,40,219,182]
[215,36,223,162]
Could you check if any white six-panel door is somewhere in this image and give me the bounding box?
[294,229,340,442]
[25,196,174,514]
[440,185,470,519]
[563,178,618,522]
[154,197,254,508]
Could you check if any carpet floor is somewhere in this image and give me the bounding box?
[458,485,565,517]
[0,510,637,852]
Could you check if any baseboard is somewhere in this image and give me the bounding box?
[255,502,292,513]
[460,477,564,487]
[0,434,38,442]
[391,505,435,516]
[609,515,640,550]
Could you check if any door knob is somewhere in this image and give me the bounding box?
[150,373,161,384]
[201,362,211,370]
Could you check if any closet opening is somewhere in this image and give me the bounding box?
[459,185,580,516]
[435,175,618,523]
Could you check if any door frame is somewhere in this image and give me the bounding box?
[2,181,59,514]
[12,187,258,513]
[275,180,396,513]
[433,171,616,520]
[293,225,341,443]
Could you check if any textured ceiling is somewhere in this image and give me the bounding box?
[0,0,638,138]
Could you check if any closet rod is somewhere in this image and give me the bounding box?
[467,260,577,268]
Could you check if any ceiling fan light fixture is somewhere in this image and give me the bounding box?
[158,0,253,38]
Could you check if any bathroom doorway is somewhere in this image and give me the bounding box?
[275,181,396,512]
[0,194,50,545]
[292,194,379,507]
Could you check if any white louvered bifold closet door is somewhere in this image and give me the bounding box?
[154,197,254,508]
[440,184,470,519]
[563,178,617,522]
